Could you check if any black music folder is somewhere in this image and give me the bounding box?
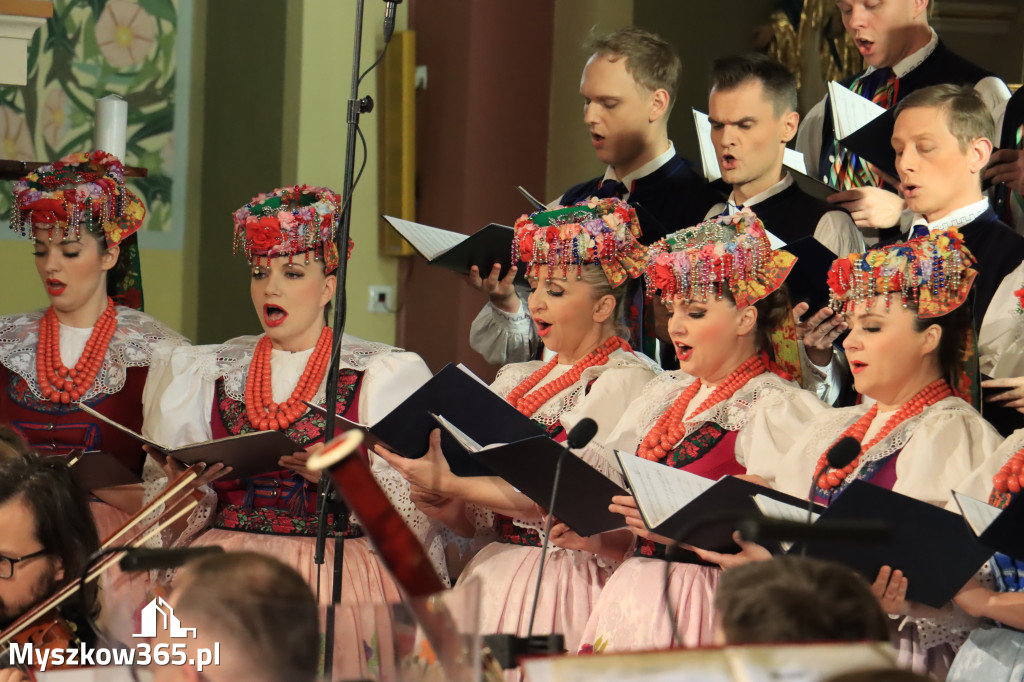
[66,450,142,490]
[383,215,522,281]
[840,108,898,183]
[783,236,838,315]
[953,490,1024,562]
[615,452,819,554]
[795,480,992,608]
[75,403,299,480]
[358,363,546,477]
[439,423,627,536]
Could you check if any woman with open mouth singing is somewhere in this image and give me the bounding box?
[144,184,433,680]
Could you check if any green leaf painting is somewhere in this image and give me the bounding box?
[0,0,178,234]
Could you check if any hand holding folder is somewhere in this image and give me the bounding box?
[75,402,301,480]
[383,215,523,282]
[791,481,992,608]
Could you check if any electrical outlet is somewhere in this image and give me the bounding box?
[368,285,394,313]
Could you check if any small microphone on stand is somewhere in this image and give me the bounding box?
[484,418,598,670]
[807,436,861,522]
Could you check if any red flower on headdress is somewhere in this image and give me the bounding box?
[246,216,284,251]
[827,258,853,297]
[650,255,679,295]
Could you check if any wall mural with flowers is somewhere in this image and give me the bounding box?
[0,0,180,239]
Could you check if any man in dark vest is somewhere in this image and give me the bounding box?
[468,27,720,366]
[805,85,1024,433]
[703,54,864,259]
[795,0,1010,242]
[702,53,865,398]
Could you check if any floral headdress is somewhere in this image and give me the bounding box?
[10,150,145,246]
[232,184,352,273]
[645,213,796,308]
[511,197,647,288]
[826,229,977,318]
[646,213,801,382]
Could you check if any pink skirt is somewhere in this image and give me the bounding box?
[578,558,720,653]
[453,542,613,654]
[191,529,403,681]
[892,621,956,681]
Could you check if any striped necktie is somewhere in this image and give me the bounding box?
[827,68,897,190]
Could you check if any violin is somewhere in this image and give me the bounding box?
[0,463,205,677]
[309,431,504,682]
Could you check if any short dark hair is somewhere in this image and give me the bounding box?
[709,53,798,116]
[585,27,682,112]
[0,452,100,622]
[715,556,890,645]
[172,552,320,682]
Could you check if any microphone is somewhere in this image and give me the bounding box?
[382,0,403,43]
[486,418,598,669]
[118,546,225,572]
[807,436,861,522]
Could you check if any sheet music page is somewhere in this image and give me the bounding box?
[752,494,819,523]
[828,81,886,139]
[383,216,467,260]
[953,490,1001,536]
[692,109,722,182]
[783,148,807,174]
[616,450,715,528]
[431,413,484,453]
[456,363,494,390]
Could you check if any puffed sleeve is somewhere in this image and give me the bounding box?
[735,384,830,486]
[468,298,540,365]
[978,262,1024,379]
[892,408,1004,507]
[559,365,659,444]
[357,350,433,424]
[954,427,1021,504]
[141,344,217,447]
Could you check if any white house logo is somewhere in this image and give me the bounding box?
[133,596,197,639]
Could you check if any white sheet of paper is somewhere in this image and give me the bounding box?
[783,148,807,174]
[953,490,1002,536]
[752,494,819,523]
[456,362,493,390]
[616,450,715,529]
[383,216,467,260]
[693,109,722,182]
[431,413,484,452]
[828,81,886,140]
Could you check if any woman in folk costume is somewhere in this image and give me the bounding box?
[0,151,187,541]
[376,197,659,654]
[761,230,1004,679]
[573,213,827,654]
[143,184,433,679]
[944,428,1024,682]
[946,288,1024,682]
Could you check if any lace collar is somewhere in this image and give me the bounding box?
[0,307,189,402]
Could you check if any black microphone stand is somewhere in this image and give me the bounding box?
[313,1,397,677]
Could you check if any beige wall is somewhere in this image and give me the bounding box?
[286,0,407,345]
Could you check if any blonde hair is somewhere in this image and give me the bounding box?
[895,84,995,151]
[585,27,682,113]
[577,264,632,342]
